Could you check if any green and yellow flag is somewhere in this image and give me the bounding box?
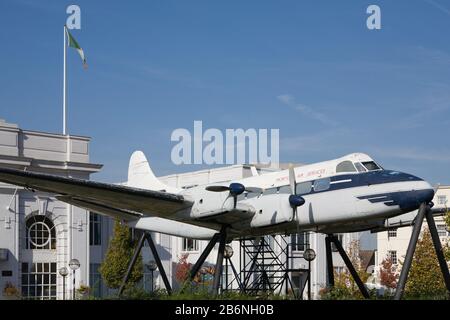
[66,27,87,69]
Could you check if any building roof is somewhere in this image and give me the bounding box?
[359,250,376,271]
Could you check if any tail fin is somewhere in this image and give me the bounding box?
[127,151,179,193]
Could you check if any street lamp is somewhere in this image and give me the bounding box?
[59,267,69,300]
[303,248,316,300]
[146,260,157,292]
[224,245,234,259]
[69,259,80,300]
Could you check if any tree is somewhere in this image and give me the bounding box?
[445,209,450,261]
[174,253,192,284]
[405,228,447,298]
[379,257,398,289]
[99,221,143,289]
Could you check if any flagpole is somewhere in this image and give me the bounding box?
[63,25,67,135]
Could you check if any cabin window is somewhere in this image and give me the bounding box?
[264,188,278,195]
[336,161,357,173]
[296,181,312,195]
[354,162,367,173]
[313,178,330,192]
[278,186,292,194]
[362,161,382,171]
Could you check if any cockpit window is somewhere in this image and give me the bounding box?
[354,162,367,173]
[362,161,382,171]
[336,161,357,173]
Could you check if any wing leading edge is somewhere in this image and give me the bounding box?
[0,167,193,219]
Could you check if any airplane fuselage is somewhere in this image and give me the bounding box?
[164,153,434,239]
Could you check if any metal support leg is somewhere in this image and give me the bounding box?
[189,233,221,281]
[425,209,450,295]
[394,203,427,300]
[227,257,244,290]
[179,233,221,293]
[145,232,172,294]
[325,235,334,288]
[212,227,227,295]
[307,261,311,300]
[118,231,146,296]
[330,235,370,299]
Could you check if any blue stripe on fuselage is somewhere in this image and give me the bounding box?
[357,189,434,211]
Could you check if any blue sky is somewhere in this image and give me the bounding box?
[1,0,449,184]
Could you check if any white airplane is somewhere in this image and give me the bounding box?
[0,151,435,241]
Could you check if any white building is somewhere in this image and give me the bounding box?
[0,119,102,299]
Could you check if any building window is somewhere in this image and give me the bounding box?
[21,262,57,300]
[388,251,397,265]
[437,224,448,237]
[334,266,344,274]
[291,232,309,252]
[89,213,102,246]
[388,228,397,238]
[331,234,344,252]
[437,195,447,206]
[89,263,102,297]
[182,238,198,251]
[25,215,56,250]
[142,271,155,292]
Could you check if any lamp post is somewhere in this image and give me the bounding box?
[223,245,233,291]
[303,248,316,300]
[146,260,157,292]
[69,259,80,300]
[59,267,69,300]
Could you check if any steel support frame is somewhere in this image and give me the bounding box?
[145,232,172,294]
[328,234,370,299]
[212,227,227,296]
[224,257,244,291]
[180,227,227,296]
[118,230,172,297]
[394,203,450,300]
[325,235,334,288]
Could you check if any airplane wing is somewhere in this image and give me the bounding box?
[0,167,193,221]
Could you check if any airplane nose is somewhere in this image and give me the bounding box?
[391,172,435,212]
[417,186,435,204]
[397,186,434,213]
